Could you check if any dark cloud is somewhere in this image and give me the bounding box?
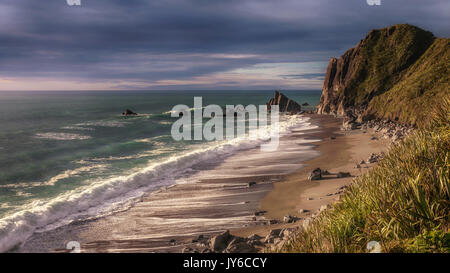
[0,0,448,89]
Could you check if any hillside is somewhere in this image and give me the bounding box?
[284,98,449,253]
[317,24,449,126]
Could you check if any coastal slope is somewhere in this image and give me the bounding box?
[317,24,449,126]
[283,24,450,253]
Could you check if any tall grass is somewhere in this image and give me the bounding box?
[282,97,449,253]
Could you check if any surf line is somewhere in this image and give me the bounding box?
[170,96,280,152]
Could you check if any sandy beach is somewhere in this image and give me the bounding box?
[16,114,389,253]
[231,114,389,243]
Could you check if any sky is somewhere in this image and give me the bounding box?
[0,0,448,91]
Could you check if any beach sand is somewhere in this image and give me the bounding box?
[17,114,389,253]
[231,114,389,241]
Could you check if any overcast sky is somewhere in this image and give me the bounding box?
[0,0,448,91]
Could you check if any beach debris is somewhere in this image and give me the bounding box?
[122,109,138,116]
[308,168,322,180]
[319,205,330,212]
[191,234,206,243]
[356,163,361,169]
[247,181,257,187]
[330,136,336,140]
[322,170,331,175]
[298,209,309,214]
[341,111,360,130]
[359,160,366,165]
[337,172,351,178]
[182,247,194,253]
[247,234,262,241]
[254,210,266,216]
[307,197,314,201]
[283,215,298,223]
[367,153,382,163]
[267,219,279,225]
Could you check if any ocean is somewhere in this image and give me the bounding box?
[0,90,321,251]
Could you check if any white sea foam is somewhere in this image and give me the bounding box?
[61,126,95,131]
[34,133,91,140]
[0,114,314,252]
[0,165,108,189]
[75,120,129,128]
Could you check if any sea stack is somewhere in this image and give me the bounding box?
[122,109,138,116]
[266,91,302,113]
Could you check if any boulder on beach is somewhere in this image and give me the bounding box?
[308,168,322,180]
[283,215,297,223]
[224,238,256,253]
[210,230,232,252]
[337,172,351,178]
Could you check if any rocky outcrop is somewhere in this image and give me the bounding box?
[308,168,322,181]
[267,91,302,113]
[122,109,137,116]
[207,230,257,253]
[316,24,448,127]
[366,119,414,142]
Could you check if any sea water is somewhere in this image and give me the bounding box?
[0,90,321,251]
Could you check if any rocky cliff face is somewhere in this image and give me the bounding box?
[267,91,302,113]
[317,24,449,126]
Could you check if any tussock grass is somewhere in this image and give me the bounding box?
[282,98,450,253]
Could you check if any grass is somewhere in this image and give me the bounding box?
[281,97,450,253]
[330,24,449,126]
[368,37,450,126]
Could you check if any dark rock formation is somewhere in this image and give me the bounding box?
[316,24,448,127]
[210,230,232,252]
[122,109,138,116]
[267,91,302,113]
[337,172,351,178]
[308,168,322,181]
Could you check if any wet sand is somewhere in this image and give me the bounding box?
[17,114,389,253]
[232,114,389,242]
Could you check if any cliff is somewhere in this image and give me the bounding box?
[317,24,449,127]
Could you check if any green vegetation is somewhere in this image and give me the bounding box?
[368,37,450,126]
[338,24,449,126]
[282,98,450,253]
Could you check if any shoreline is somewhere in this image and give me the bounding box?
[15,114,390,253]
[15,114,317,253]
[230,114,390,248]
